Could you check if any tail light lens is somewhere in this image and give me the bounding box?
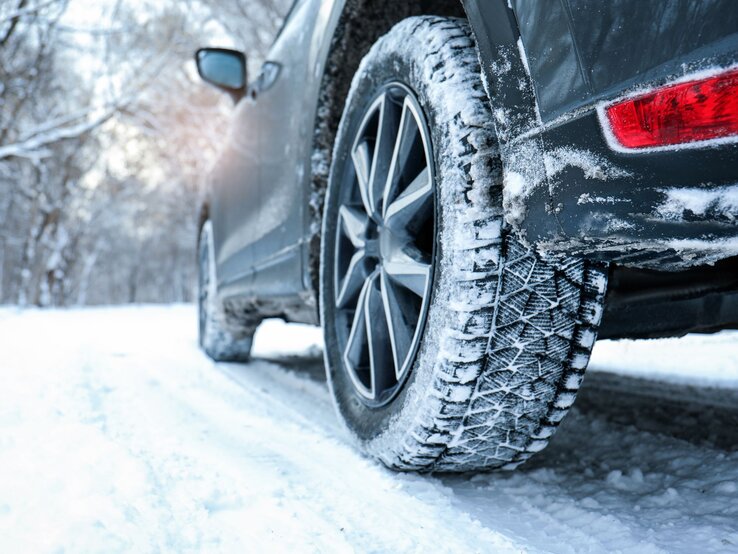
[604,68,738,150]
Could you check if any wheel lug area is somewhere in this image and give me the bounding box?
[364,240,381,261]
[364,220,383,261]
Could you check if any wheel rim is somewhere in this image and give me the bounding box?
[333,83,436,407]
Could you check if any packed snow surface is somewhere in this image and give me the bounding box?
[1,305,737,553]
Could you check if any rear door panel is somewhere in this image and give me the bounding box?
[250,0,332,295]
[212,0,344,300]
[210,99,261,289]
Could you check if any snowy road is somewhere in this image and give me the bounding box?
[1,306,737,553]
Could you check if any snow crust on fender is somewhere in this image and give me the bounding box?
[322,16,608,472]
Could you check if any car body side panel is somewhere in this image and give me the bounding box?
[211,0,337,298]
[247,0,317,297]
[217,0,344,301]
[209,98,261,290]
[511,0,589,123]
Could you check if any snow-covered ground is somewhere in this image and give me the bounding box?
[1,306,737,553]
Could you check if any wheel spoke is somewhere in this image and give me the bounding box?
[366,94,399,217]
[364,273,395,398]
[352,140,373,217]
[338,205,368,249]
[382,98,422,218]
[383,247,431,298]
[384,167,432,234]
[335,206,370,308]
[343,279,372,398]
[380,269,417,379]
[335,250,366,308]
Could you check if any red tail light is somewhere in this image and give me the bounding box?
[604,68,738,150]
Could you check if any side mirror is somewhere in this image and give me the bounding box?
[195,48,247,103]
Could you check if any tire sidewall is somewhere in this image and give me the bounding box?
[198,221,220,351]
[198,222,211,348]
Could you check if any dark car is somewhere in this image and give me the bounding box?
[194,0,738,472]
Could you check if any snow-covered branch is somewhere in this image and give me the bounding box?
[0,101,126,161]
[0,0,59,24]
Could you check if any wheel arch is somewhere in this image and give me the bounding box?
[306,0,467,306]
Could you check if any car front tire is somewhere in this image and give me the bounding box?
[198,221,254,362]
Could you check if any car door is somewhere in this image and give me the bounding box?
[249,0,327,296]
[209,96,262,294]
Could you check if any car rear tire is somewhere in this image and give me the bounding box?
[320,16,608,472]
[198,221,254,362]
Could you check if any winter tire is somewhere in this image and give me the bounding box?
[198,221,254,362]
[320,16,608,472]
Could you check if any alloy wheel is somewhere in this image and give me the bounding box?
[333,83,436,407]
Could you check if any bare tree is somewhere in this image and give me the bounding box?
[0,0,291,307]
